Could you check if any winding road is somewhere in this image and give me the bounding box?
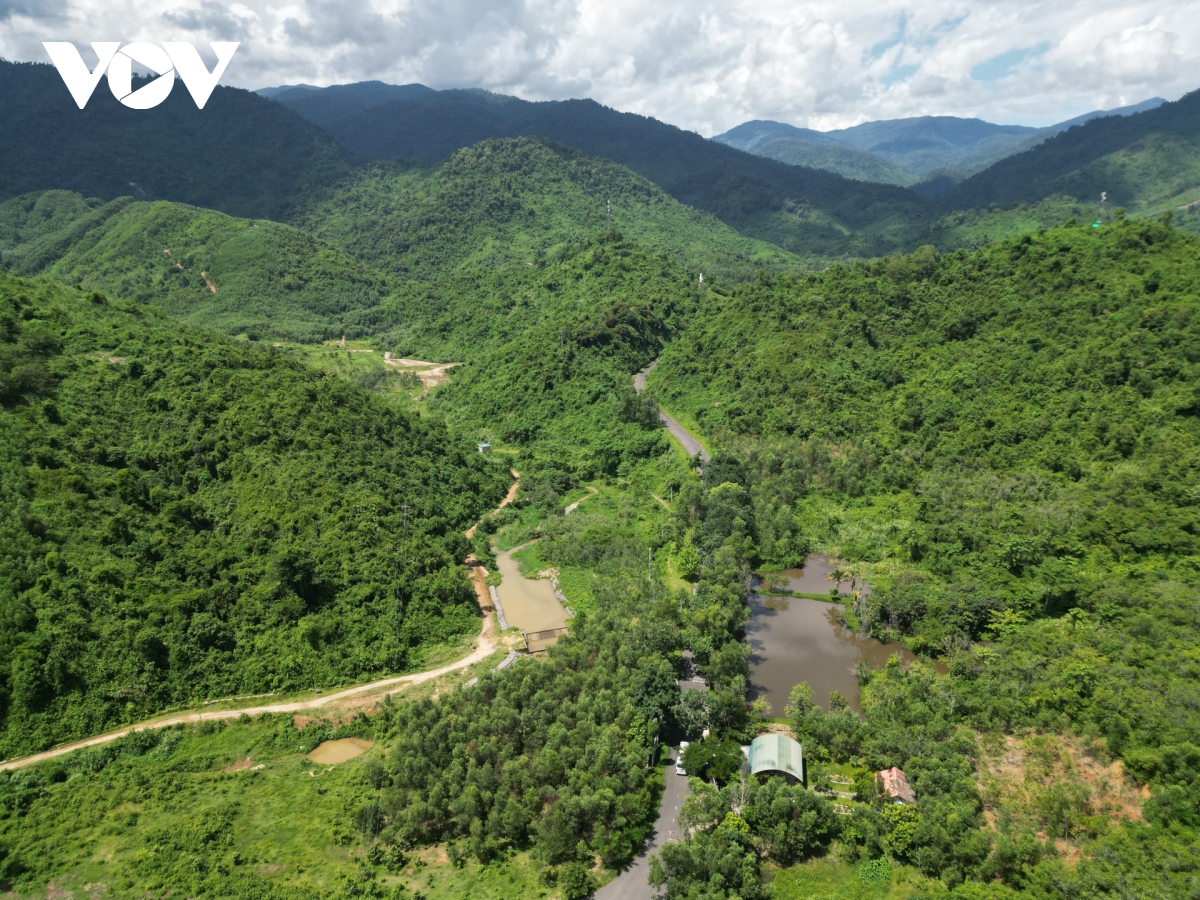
[635,360,710,463]
[1,472,522,773]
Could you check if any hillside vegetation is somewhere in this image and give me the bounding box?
[0,273,507,757]
[641,219,1200,897]
[943,89,1200,212]
[756,138,920,186]
[0,61,349,220]
[0,191,390,342]
[273,84,932,260]
[298,138,802,283]
[427,233,694,474]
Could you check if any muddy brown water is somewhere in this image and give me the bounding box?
[494,544,570,633]
[767,555,869,597]
[748,556,911,716]
[306,737,373,764]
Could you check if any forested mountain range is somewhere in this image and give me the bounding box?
[714,98,1167,189]
[941,88,1200,213]
[0,60,349,221]
[3,49,1200,900]
[0,272,509,757]
[714,115,1043,182]
[0,139,797,344]
[263,81,932,259]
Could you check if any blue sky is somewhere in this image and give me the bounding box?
[2,0,1197,134]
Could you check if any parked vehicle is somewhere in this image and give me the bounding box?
[676,742,689,776]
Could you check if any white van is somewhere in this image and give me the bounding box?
[676,742,689,776]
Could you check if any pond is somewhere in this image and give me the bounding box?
[493,543,570,633]
[746,556,913,716]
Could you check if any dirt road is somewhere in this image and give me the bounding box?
[1,470,524,773]
[382,353,458,390]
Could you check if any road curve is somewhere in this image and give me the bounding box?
[634,360,710,463]
[1,471,522,773]
[1,636,498,772]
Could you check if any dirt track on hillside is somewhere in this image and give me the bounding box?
[0,470,523,773]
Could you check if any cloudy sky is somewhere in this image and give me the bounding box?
[2,0,1198,135]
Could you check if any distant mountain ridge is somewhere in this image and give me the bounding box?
[0,60,350,220]
[940,89,1200,212]
[713,98,1167,188]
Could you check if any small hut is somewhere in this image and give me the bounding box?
[878,767,916,804]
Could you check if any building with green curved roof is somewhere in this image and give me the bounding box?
[747,733,804,783]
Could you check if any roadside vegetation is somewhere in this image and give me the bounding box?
[0,273,507,758]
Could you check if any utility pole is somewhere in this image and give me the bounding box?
[402,504,410,533]
[648,547,653,582]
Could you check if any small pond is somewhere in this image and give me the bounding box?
[493,542,571,634]
[746,556,913,716]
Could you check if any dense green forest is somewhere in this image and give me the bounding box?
[0,191,390,342]
[943,89,1200,213]
[0,273,508,757]
[0,61,349,220]
[3,218,1200,899]
[270,84,932,259]
[755,139,921,187]
[297,138,801,282]
[3,57,1200,900]
[427,234,692,473]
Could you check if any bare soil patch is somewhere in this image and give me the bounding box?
[977,732,1143,862]
[306,738,374,765]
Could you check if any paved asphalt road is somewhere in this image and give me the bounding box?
[633,360,710,463]
[595,749,692,900]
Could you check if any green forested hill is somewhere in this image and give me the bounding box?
[272,84,932,260]
[427,234,695,473]
[755,138,920,186]
[0,61,349,220]
[641,217,1200,897]
[943,88,1200,212]
[0,273,508,757]
[298,137,802,282]
[0,191,390,342]
[651,217,1200,628]
[0,141,802,345]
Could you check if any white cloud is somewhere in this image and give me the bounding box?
[2,0,1198,134]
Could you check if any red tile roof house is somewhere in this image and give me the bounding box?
[878,767,916,804]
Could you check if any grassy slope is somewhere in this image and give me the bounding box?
[0,273,508,757]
